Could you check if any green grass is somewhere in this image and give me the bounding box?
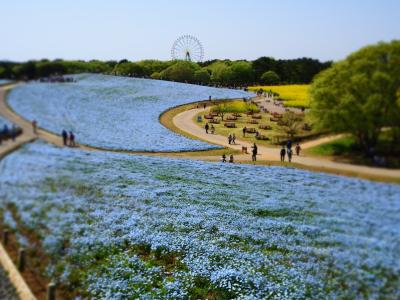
[306,134,400,168]
[307,136,356,156]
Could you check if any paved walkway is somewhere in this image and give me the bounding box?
[1,85,400,182]
[173,107,400,180]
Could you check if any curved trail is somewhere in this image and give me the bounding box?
[173,107,400,181]
[0,85,216,158]
[1,84,400,182]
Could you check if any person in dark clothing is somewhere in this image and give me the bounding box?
[3,125,9,137]
[62,130,68,146]
[32,120,38,134]
[221,154,227,162]
[232,134,236,144]
[205,123,209,134]
[228,134,232,144]
[229,154,234,163]
[203,103,207,109]
[287,139,292,150]
[69,131,75,147]
[295,143,301,156]
[287,148,293,162]
[11,125,17,141]
[242,127,247,137]
[251,143,258,161]
[280,146,286,162]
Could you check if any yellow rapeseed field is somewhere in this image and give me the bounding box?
[248,85,310,108]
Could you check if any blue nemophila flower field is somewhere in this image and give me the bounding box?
[0,142,399,299]
[7,74,252,152]
[0,79,12,85]
[0,116,13,128]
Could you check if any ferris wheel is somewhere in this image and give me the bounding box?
[171,35,204,62]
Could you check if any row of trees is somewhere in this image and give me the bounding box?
[0,57,331,86]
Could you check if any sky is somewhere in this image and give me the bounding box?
[0,0,399,62]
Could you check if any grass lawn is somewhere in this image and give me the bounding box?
[306,134,400,168]
[306,136,355,156]
[194,101,313,147]
[248,85,310,108]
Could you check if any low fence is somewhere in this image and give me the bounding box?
[1,229,57,300]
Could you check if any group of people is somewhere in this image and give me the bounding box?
[221,154,234,163]
[204,123,215,134]
[62,130,76,147]
[280,140,301,162]
[0,124,19,145]
[228,133,236,144]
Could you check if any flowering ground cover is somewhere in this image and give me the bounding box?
[0,116,12,128]
[0,266,18,300]
[249,85,310,108]
[0,141,399,299]
[0,79,12,85]
[7,74,252,152]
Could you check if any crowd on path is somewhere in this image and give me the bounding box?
[280,140,301,162]
[0,124,19,145]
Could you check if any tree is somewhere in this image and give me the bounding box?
[310,40,400,156]
[151,72,162,80]
[260,71,280,85]
[252,57,276,80]
[278,111,304,139]
[209,62,233,85]
[160,61,199,82]
[212,103,229,120]
[194,69,210,84]
[230,61,254,85]
[113,62,144,76]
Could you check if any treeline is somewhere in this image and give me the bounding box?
[0,57,331,86]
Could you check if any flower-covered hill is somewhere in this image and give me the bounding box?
[7,74,253,152]
[0,141,399,299]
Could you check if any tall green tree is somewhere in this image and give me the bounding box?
[193,69,211,84]
[310,40,400,155]
[260,71,280,85]
[160,61,199,82]
[230,61,254,85]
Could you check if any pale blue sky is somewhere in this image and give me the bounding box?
[1,0,399,62]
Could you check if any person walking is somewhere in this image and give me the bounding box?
[287,139,292,150]
[62,130,68,146]
[221,154,227,163]
[210,125,215,134]
[251,143,258,162]
[69,131,75,147]
[295,143,301,156]
[3,125,9,137]
[228,134,232,145]
[287,148,293,162]
[229,154,234,163]
[205,123,209,134]
[280,145,286,162]
[232,133,236,144]
[242,127,247,137]
[203,103,207,109]
[11,125,17,141]
[32,120,38,134]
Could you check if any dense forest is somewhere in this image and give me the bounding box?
[0,57,331,86]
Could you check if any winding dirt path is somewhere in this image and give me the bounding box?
[173,107,400,181]
[1,84,400,182]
